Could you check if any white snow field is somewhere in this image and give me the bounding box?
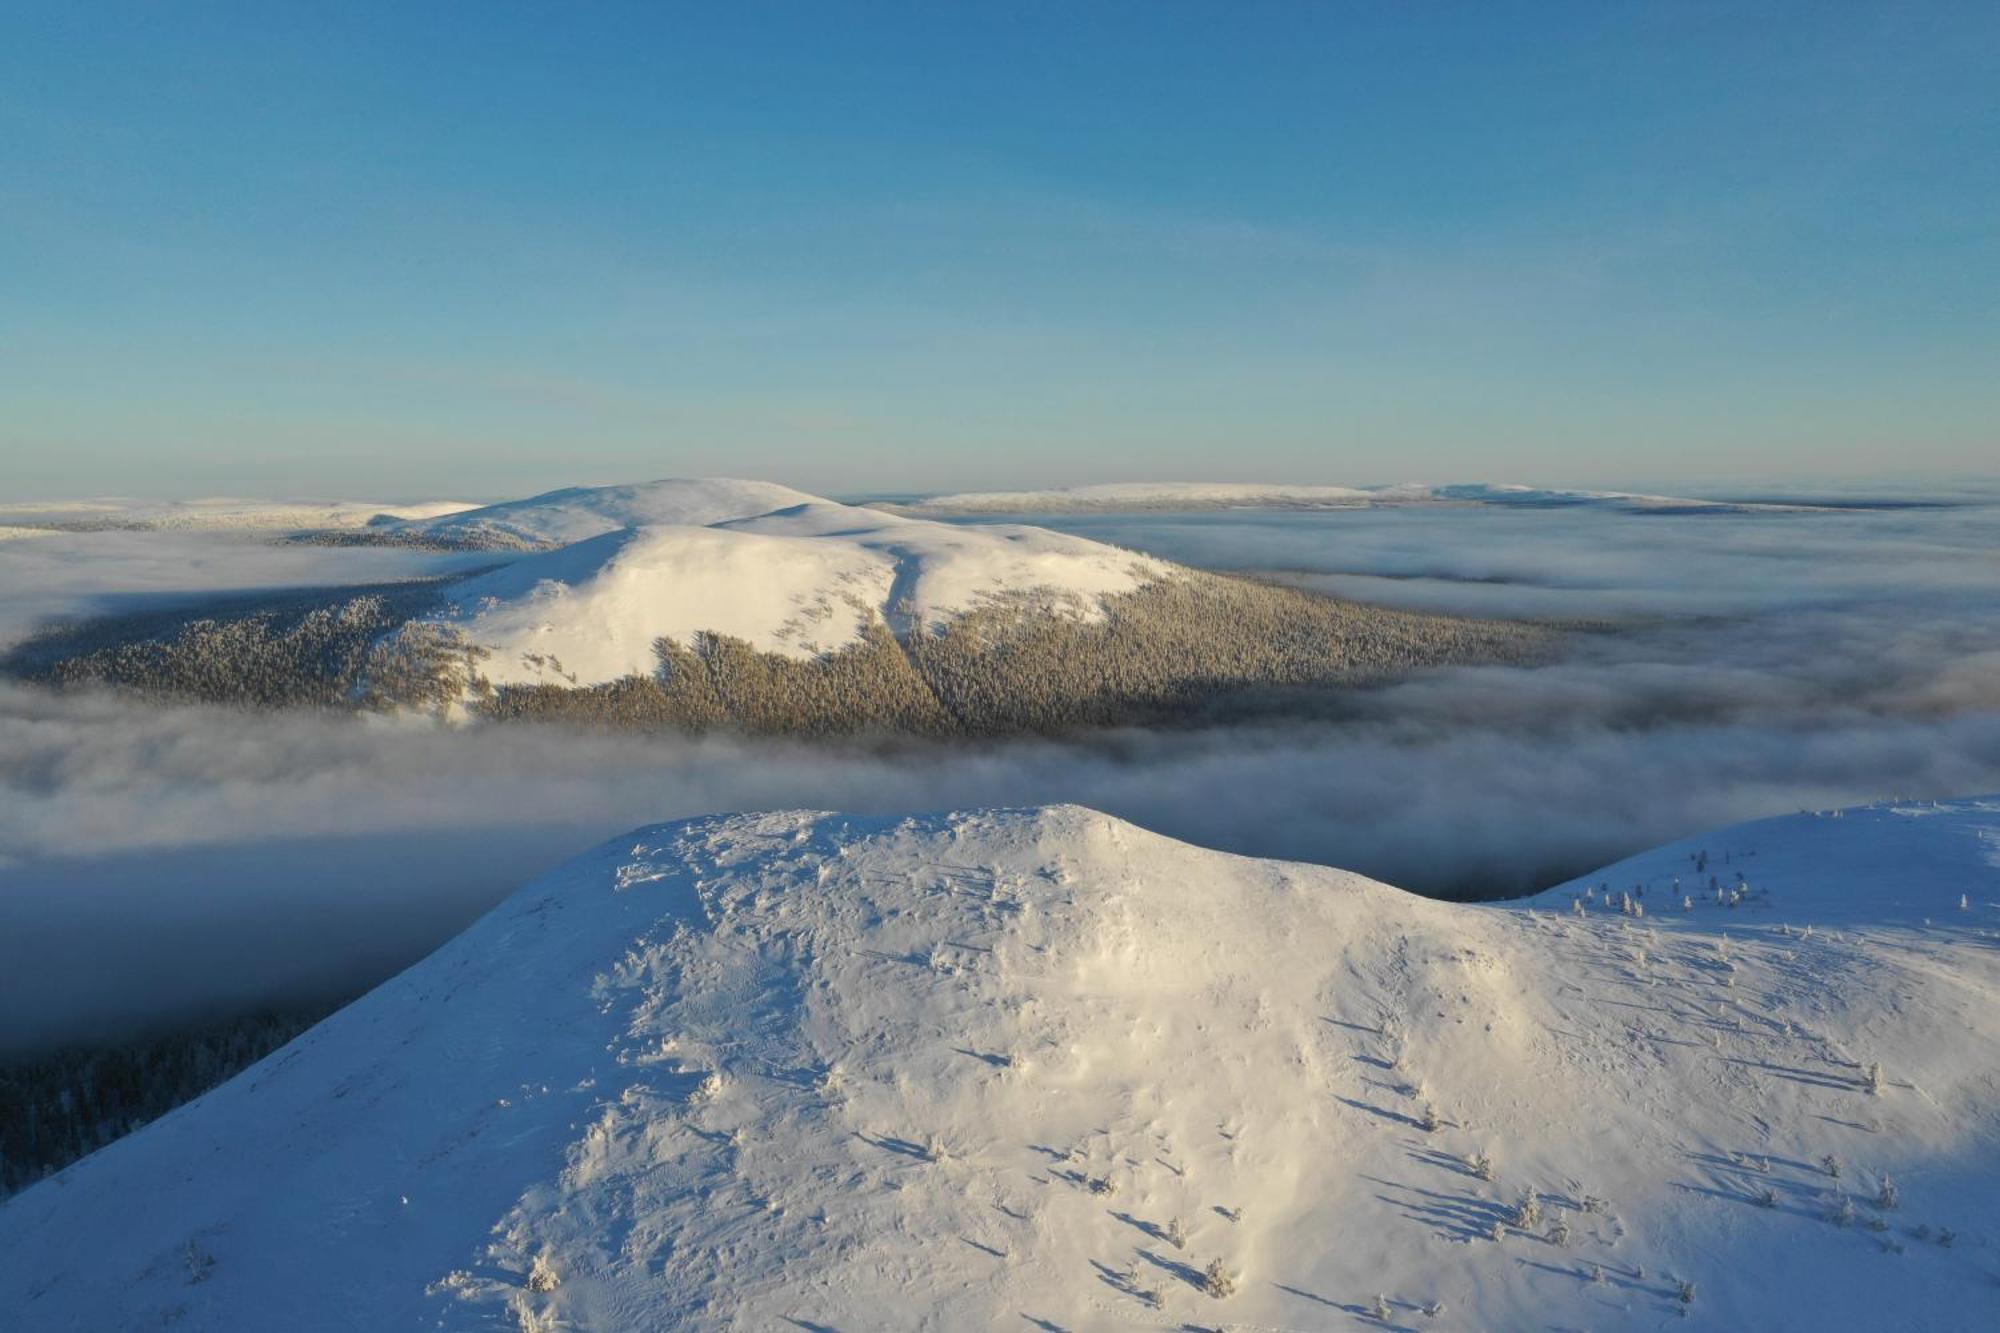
[893,481,1821,514]
[385,479,1173,684]
[5,798,1999,1331]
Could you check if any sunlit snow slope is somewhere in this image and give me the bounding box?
[386,479,1172,685]
[4,800,1999,1330]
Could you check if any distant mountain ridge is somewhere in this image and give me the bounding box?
[887,480,1828,514]
[381,478,1175,679]
[7,479,1552,734]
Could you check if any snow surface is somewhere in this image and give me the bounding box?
[0,497,478,533]
[5,798,1999,1330]
[389,479,829,550]
[895,481,1822,515]
[393,480,1173,683]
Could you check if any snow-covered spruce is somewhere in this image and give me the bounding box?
[4,797,2000,1329]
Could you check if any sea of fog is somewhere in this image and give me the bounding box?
[4,489,2000,1049]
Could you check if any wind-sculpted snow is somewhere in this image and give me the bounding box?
[4,800,1998,1330]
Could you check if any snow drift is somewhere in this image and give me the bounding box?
[4,798,1998,1330]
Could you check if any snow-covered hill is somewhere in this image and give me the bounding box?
[5,798,1998,1331]
[385,479,828,549]
[893,481,1822,515]
[385,479,1172,683]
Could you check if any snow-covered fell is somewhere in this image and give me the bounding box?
[391,480,1172,682]
[5,799,1998,1330]
[894,480,1821,514]
[386,479,828,550]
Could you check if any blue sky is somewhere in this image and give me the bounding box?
[2,2,1994,499]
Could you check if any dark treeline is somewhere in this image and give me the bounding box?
[487,572,1554,736]
[8,570,1553,735]
[0,1004,334,1198]
[4,577,487,711]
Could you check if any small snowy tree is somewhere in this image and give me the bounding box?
[1512,1188,1542,1230]
[1821,1153,1842,1179]
[1876,1174,1898,1210]
[1467,1151,1493,1181]
[1676,1278,1696,1305]
[1547,1210,1571,1246]
[527,1253,560,1294]
[1864,1062,1884,1095]
[1201,1258,1236,1299]
[1166,1216,1187,1250]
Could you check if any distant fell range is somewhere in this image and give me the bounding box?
[879,480,1844,516]
[2,479,1554,737]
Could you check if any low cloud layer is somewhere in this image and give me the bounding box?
[3,495,1998,1051]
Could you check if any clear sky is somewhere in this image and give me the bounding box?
[3,2,1995,499]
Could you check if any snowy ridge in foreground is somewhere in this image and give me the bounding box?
[5,800,2000,1330]
[893,480,1825,514]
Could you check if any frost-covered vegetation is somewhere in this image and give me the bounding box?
[485,571,1551,736]
[3,578,486,712]
[8,568,1548,737]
